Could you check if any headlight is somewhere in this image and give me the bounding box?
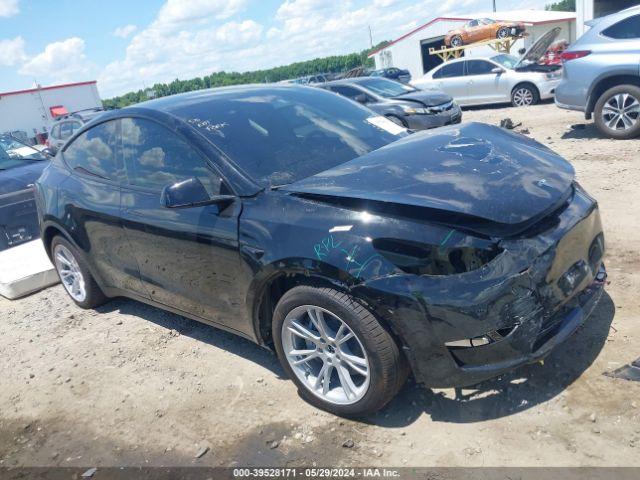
[401,105,429,115]
[372,238,502,276]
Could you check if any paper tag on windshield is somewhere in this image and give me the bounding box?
[366,116,406,135]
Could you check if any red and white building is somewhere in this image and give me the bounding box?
[0,81,102,142]
[368,10,577,82]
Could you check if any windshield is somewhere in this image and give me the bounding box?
[356,78,417,98]
[0,136,47,169]
[169,87,406,187]
[491,54,520,69]
[480,18,496,24]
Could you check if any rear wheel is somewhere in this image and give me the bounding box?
[272,286,408,416]
[450,35,463,48]
[51,236,107,309]
[511,84,539,107]
[594,84,640,139]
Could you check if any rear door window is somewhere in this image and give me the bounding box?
[435,62,464,78]
[120,117,225,195]
[602,14,640,39]
[63,120,123,181]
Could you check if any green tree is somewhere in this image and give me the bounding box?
[102,43,389,109]
[545,0,576,11]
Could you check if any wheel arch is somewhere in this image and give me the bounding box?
[511,81,539,97]
[249,260,354,347]
[41,222,76,261]
[586,74,640,116]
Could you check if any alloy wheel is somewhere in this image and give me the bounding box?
[601,92,640,131]
[513,87,534,106]
[282,305,370,405]
[451,36,462,47]
[498,28,509,39]
[53,244,87,302]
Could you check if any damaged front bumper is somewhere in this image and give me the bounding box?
[353,185,606,388]
[439,265,605,386]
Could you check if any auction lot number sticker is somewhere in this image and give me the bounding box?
[233,468,400,478]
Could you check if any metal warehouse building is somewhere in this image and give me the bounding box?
[0,81,102,142]
[369,10,577,82]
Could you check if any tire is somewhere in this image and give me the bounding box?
[511,84,539,107]
[594,84,640,140]
[385,115,407,128]
[272,286,408,416]
[497,27,510,39]
[450,35,463,48]
[50,236,108,309]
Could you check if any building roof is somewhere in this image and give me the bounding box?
[0,80,97,98]
[368,9,577,56]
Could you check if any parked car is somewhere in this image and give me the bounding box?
[0,135,50,251]
[369,67,411,83]
[46,108,107,153]
[321,77,461,129]
[36,85,605,416]
[414,28,563,107]
[555,6,640,139]
[445,18,526,47]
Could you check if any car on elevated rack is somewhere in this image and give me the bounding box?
[36,84,606,416]
[413,27,563,107]
[445,18,526,47]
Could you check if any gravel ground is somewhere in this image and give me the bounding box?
[0,101,638,468]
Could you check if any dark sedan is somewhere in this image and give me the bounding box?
[0,136,49,251]
[321,77,461,130]
[369,67,411,83]
[36,85,605,416]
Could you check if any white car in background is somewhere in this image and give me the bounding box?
[412,28,563,107]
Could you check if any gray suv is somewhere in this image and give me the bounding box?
[555,6,640,139]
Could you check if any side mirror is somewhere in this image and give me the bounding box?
[354,93,368,104]
[161,177,234,209]
[491,67,505,74]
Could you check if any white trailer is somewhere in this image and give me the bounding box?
[0,81,102,142]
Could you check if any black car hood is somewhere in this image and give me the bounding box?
[282,123,574,235]
[390,90,452,107]
[0,161,47,195]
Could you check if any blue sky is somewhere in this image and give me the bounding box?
[0,0,552,98]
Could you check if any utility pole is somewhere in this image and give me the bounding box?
[368,25,373,48]
[492,0,496,12]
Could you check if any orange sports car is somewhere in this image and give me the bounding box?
[445,18,526,47]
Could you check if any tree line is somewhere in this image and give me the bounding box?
[102,43,388,109]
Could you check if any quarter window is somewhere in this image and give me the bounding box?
[602,14,640,39]
[64,120,121,181]
[121,117,225,195]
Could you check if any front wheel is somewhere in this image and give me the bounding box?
[511,84,539,107]
[594,84,640,139]
[273,286,408,416]
[449,35,463,48]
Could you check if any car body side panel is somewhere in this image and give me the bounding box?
[120,189,250,336]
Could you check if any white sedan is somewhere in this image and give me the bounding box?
[412,54,562,107]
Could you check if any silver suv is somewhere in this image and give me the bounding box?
[555,6,640,139]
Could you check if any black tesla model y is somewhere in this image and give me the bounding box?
[35,85,606,416]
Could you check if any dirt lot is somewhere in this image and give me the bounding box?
[1,102,638,468]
